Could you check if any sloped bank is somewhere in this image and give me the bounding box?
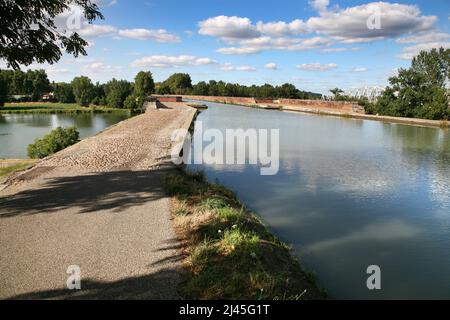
[164,168,327,300]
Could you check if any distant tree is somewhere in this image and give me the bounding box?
[329,88,344,98]
[91,82,106,105]
[104,79,132,108]
[192,81,209,95]
[53,82,75,103]
[123,94,145,112]
[376,47,450,120]
[71,76,94,107]
[208,80,219,96]
[12,70,26,94]
[258,84,275,98]
[155,82,171,95]
[0,71,8,106]
[0,0,103,69]
[134,71,155,97]
[412,47,449,88]
[163,73,192,94]
[123,95,137,111]
[277,83,298,99]
[189,79,322,100]
[30,69,51,100]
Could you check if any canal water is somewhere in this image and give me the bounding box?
[187,101,450,299]
[0,113,130,159]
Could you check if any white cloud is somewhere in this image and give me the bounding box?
[286,36,333,51]
[202,2,439,55]
[198,16,260,40]
[217,36,333,55]
[307,2,436,43]
[221,63,256,72]
[118,28,180,42]
[309,0,329,13]
[297,63,338,71]
[77,23,180,43]
[216,47,262,55]
[396,32,450,44]
[398,42,450,60]
[237,66,256,72]
[76,60,133,80]
[352,67,368,72]
[92,0,118,7]
[321,47,360,53]
[131,55,217,68]
[78,24,117,37]
[256,19,308,36]
[264,63,277,70]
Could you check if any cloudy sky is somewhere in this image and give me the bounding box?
[7,0,450,94]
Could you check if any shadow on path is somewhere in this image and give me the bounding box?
[0,167,173,218]
[6,268,183,300]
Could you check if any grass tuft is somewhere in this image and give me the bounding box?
[0,160,37,178]
[164,167,327,300]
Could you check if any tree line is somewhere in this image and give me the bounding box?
[155,73,322,99]
[0,69,155,111]
[0,69,323,109]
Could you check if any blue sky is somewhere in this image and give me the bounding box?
[7,0,450,94]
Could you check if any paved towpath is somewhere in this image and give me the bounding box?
[0,103,196,299]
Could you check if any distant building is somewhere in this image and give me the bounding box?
[42,92,55,101]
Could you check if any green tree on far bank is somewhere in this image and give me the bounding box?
[104,79,132,108]
[134,71,155,97]
[71,76,95,107]
[123,94,145,111]
[161,73,192,94]
[0,72,8,106]
[53,82,75,103]
[30,70,51,101]
[124,71,155,111]
[374,47,449,120]
[330,88,344,98]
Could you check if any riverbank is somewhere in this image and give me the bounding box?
[1,102,130,114]
[164,167,326,300]
[181,95,449,129]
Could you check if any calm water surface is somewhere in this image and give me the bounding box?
[187,101,450,299]
[0,113,129,158]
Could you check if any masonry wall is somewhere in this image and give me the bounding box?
[182,95,355,111]
[155,96,182,102]
[277,99,355,112]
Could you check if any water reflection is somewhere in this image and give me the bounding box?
[0,113,129,158]
[304,219,421,252]
[188,101,450,299]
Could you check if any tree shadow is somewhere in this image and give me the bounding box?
[6,267,184,300]
[0,166,173,218]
